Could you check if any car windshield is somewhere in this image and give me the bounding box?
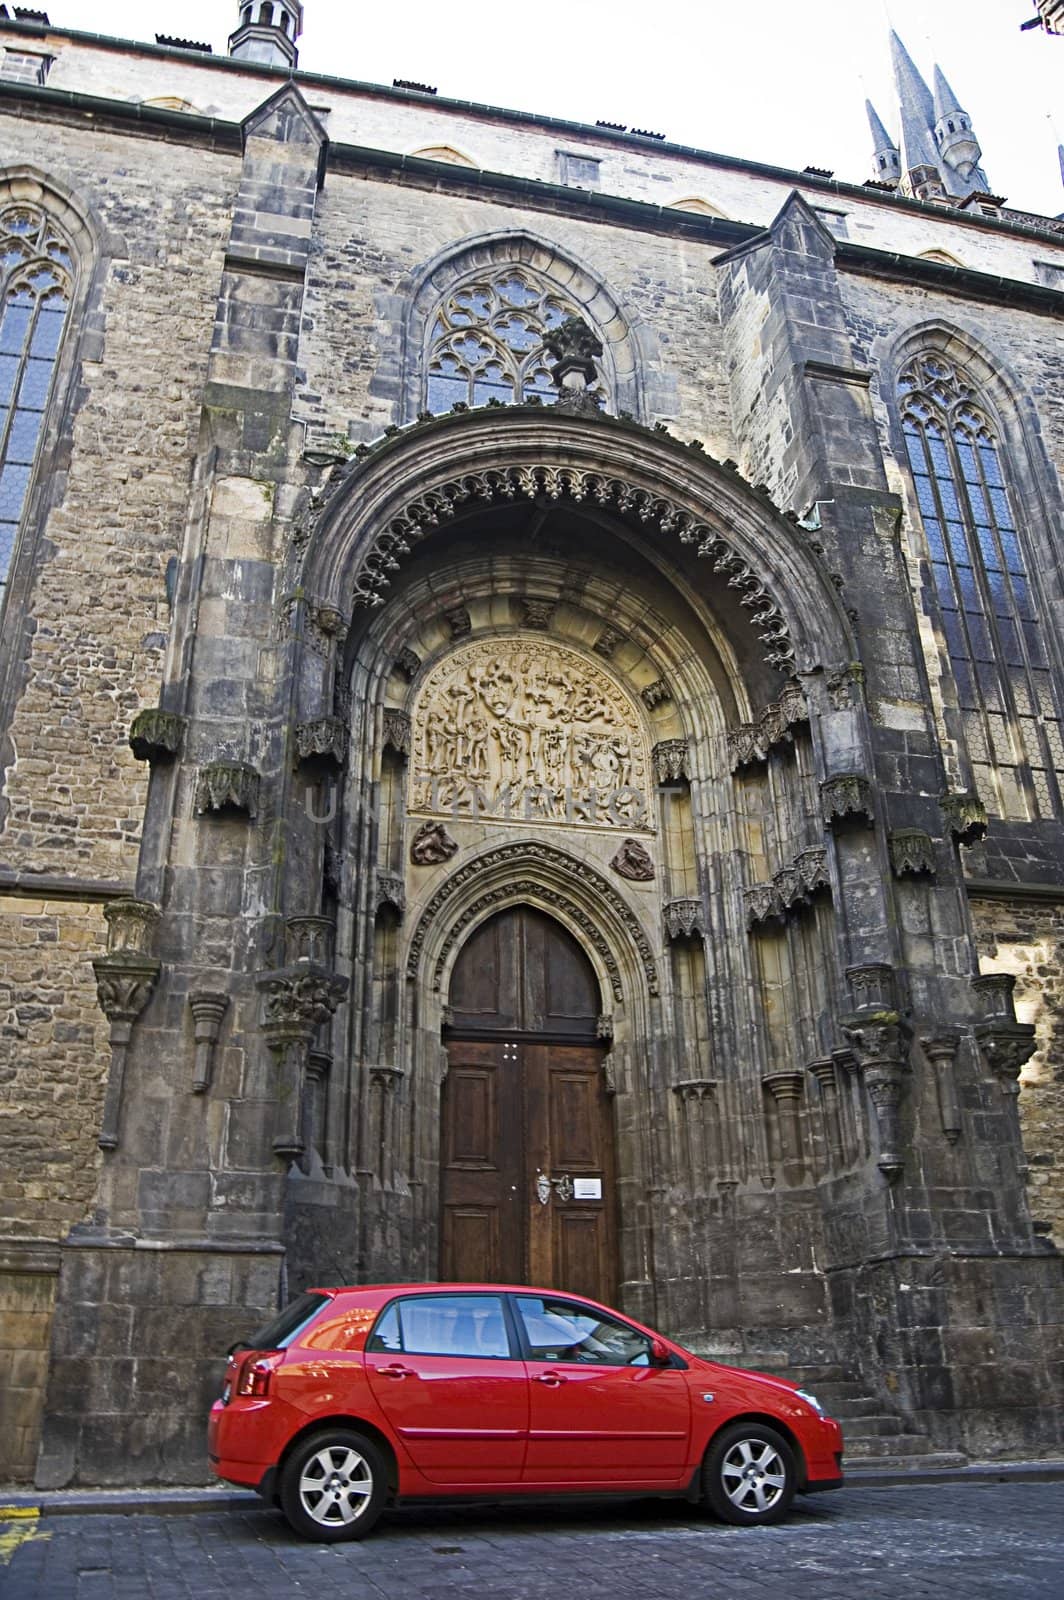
[243,1292,331,1351]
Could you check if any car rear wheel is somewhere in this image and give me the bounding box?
[279,1428,387,1542]
[702,1421,796,1526]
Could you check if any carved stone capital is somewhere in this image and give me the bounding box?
[806,1057,837,1092]
[762,1071,804,1103]
[972,972,1019,1021]
[941,789,988,847]
[641,679,672,711]
[129,708,186,764]
[759,682,808,749]
[774,865,801,912]
[728,722,767,771]
[824,661,865,712]
[258,964,347,1045]
[395,646,422,681]
[375,873,406,919]
[382,708,412,759]
[889,828,935,878]
[305,600,349,659]
[973,1021,1037,1095]
[520,598,555,631]
[370,1065,405,1094]
[821,773,875,828]
[93,952,161,1151]
[795,847,830,898]
[841,1007,908,1179]
[846,963,897,1014]
[411,820,459,865]
[745,882,784,928]
[664,898,705,941]
[652,738,690,786]
[610,837,655,882]
[443,604,471,638]
[93,955,161,1032]
[195,761,260,819]
[103,898,160,958]
[189,989,230,1094]
[295,716,347,773]
[594,626,624,659]
[285,916,336,966]
[672,1078,718,1103]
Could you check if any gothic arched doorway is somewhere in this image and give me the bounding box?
[440,905,617,1302]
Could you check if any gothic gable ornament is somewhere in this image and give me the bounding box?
[409,636,651,832]
[610,837,655,882]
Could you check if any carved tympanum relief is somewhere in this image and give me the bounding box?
[409,636,651,831]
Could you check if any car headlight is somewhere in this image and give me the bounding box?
[795,1388,826,1417]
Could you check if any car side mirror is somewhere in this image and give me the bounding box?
[649,1337,671,1367]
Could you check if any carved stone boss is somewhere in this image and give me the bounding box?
[409,635,651,831]
[841,963,909,1182]
[94,899,161,1150]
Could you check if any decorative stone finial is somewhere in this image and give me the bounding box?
[229,0,303,70]
[543,316,605,415]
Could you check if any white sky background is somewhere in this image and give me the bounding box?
[43,1,1064,215]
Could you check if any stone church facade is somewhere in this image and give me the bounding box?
[1,6,1063,1486]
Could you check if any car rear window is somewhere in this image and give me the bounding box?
[245,1291,331,1350]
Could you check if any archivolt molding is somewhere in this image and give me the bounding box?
[299,411,854,676]
[404,840,661,1002]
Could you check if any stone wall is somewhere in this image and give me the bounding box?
[972,896,1064,1248]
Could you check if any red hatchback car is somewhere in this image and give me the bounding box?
[209,1283,844,1541]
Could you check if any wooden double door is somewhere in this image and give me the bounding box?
[440,907,617,1303]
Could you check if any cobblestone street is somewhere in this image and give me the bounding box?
[3,1482,1062,1600]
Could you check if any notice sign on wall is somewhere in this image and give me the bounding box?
[572,1178,603,1200]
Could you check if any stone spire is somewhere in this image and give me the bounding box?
[866,98,901,186]
[890,29,938,173]
[229,0,303,71]
[932,64,984,181]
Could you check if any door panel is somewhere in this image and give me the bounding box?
[441,907,617,1301]
[523,1363,692,1485]
[440,1042,522,1284]
[364,1293,528,1485]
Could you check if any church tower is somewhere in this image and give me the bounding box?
[228,1,303,70]
[877,30,991,202]
[866,99,901,187]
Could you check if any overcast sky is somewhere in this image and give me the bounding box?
[44,1,1064,215]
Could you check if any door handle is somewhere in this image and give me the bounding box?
[377,1364,414,1379]
[534,1372,567,1387]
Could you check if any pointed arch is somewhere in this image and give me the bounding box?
[392,229,651,423]
[884,319,1064,820]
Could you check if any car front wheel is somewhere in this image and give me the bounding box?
[279,1428,387,1542]
[702,1421,796,1526]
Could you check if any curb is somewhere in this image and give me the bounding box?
[2,1461,1064,1519]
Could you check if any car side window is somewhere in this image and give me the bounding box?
[367,1294,512,1358]
[516,1296,654,1366]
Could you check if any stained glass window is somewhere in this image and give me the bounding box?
[0,204,73,597]
[899,353,1062,820]
[425,268,589,413]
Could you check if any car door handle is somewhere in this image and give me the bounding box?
[534,1372,567,1387]
[377,1364,414,1379]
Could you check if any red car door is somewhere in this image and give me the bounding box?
[364,1292,529,1486]
[515,1294,692,1487]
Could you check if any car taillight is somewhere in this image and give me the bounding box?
[236,1355,279,1398]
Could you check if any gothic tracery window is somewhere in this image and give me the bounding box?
[899,352,1062,819]
[0,204,74,597]
[425,267,585,413]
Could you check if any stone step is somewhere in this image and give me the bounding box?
[829,1396,893,1419]
[841,1413,910,1437]
[844,1451,970,1475]
[843,1433,940,1458]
